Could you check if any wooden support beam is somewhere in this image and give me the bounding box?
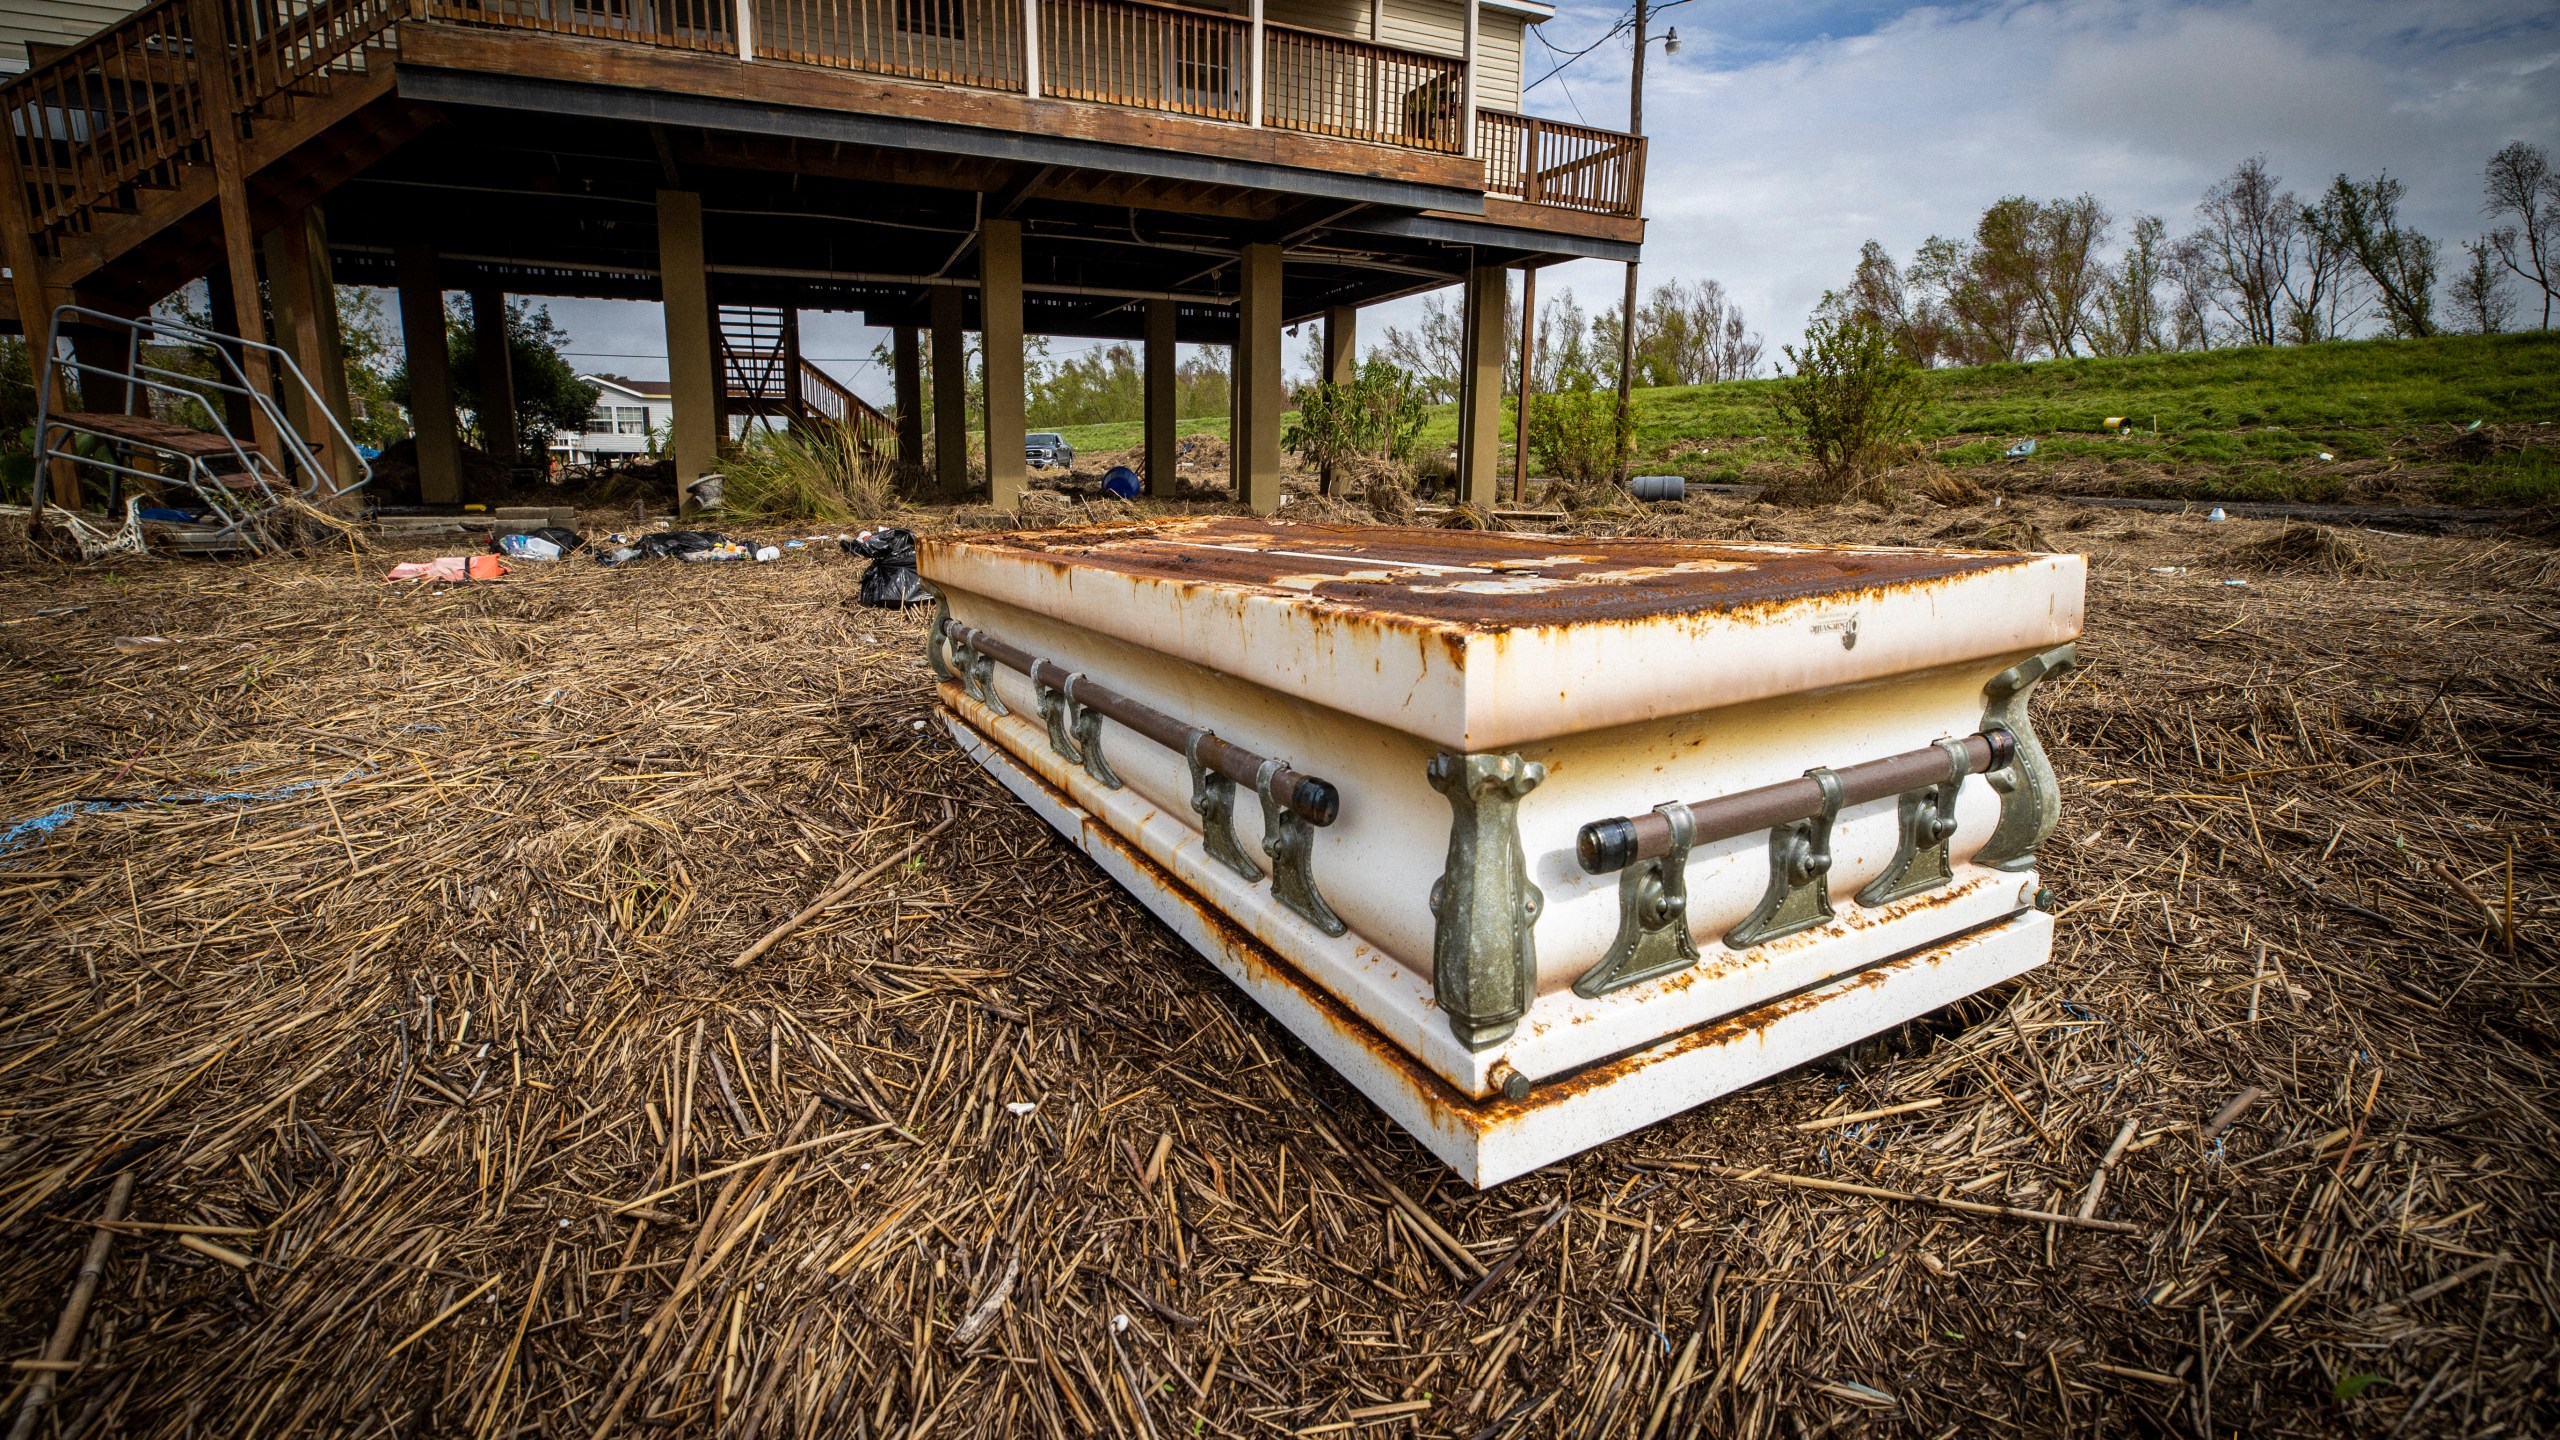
[394,242,464,506]
[930,286,967,499]
[1512,264,1535,503]
[266,215,357,501]
[1144,298,1177,498]
[1320,303,1355,495]
[1234,242,1284,515]
[1455,261,1505,507]
[980,217,1026,509]
[290,209,359,509]
[188,0,282,466]
[471,288,519,467]
[893,324,924,475]
[656,189,719,508]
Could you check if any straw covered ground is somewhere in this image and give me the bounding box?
[1,497,2554,1440]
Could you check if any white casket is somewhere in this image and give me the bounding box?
[920,518,2085,1185]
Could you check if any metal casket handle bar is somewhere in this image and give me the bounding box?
[936,618,1340,828]
[1575,731,2015,876]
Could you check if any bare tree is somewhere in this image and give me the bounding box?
[2092,214,2170,356]
[2484,141,2558,328]
[2024,195,2110,357]
[2162,233,2222,349]
[2450,237,2515,334]
[2277,185,2364,343]
[2190,156,2299,347]
[1629,278,1765,384]
[1376,293,1465,402]
[2312,172,2438,338]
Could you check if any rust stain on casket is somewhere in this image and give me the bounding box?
[925,517,2034,633]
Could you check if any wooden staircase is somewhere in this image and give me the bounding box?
[0,0,419,329]
[716,304,901,461]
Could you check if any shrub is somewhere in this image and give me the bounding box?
[1284,358,1429,477]
[1526,384,1622,485]
[1769,314,1922,500]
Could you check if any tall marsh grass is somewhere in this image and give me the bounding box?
[714,423,904,523]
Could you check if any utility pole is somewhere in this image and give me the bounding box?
[1612,0,1649,483]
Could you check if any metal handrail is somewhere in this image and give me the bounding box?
[1576,731,2014,874]
[937,616,1339,826]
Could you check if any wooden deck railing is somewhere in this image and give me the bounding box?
[796,359,900,460]
[6,1,207,245]
[1040,0,1244,122]
[1476,109,1643,218]
[418,0,741,57]
[1263,24,1463,153]
[756,0,1025,90]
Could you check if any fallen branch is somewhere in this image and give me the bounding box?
[6,1171,133,1440]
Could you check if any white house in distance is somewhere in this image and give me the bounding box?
[552,374,672,467]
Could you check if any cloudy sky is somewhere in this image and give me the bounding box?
[533,0,2560,402]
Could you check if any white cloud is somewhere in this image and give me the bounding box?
[1531,0,2560,351]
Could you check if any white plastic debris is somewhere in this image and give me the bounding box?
[2318,452,2335,462]
[2148,566,2187,575]
[1006,1101,1039,1116]
[2223,578,2249,587]
[2205,507,2228,522]
[754,545,782,563]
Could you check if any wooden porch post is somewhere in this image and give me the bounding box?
[930,286,967,498]
[979,218,1027,509]
[1234,242,1283,515]
[1143,298,1177,498]
[393,242,464,506]
[1512,263,1535,502]
[893,323,924,473]
[471,289,519,467]
[188,0,281,463]
[279,208,359,505]
[1461,0,1479,158]
[1320,303,1355,495]
[1247,0,1265,125]
[1455,261,1504,507]
[656,189,719,508]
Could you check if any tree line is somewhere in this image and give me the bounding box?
[1829,143,2559,364]
[1373,276,1764,403]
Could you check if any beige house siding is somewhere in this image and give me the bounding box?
[0,0,144,71]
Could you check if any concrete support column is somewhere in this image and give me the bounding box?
[893,323,924,474]
[393,242,463,506]
[471,289,518,468]
[1234,243,1284,515]
[979,218,1027,509]
[1319,303,1356,495]
[1144,298,1178,498]
[930,286,967,498]
[1455,262,1506,508]
[656,190,719,509]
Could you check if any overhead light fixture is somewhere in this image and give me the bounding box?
[1663,26,1679,52]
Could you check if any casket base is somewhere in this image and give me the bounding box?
[949,710,2054,1187]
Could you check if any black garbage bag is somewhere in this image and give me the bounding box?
[638,530,731,560]
[841,527,930,608]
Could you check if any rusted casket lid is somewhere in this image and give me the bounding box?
[920,517,2084,751]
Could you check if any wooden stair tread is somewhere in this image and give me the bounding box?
[55,411,244,459]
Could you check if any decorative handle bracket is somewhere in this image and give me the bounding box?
[1724,766,1843,951]
[1427,751,1547,1051]
[1259,758,1344,936]
[1187,731,1262,883]
[1855,736,1970,907]
[1575,800,1698,997]
[1975,643,2077,872]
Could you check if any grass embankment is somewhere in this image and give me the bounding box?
[1055,332,2559,506]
